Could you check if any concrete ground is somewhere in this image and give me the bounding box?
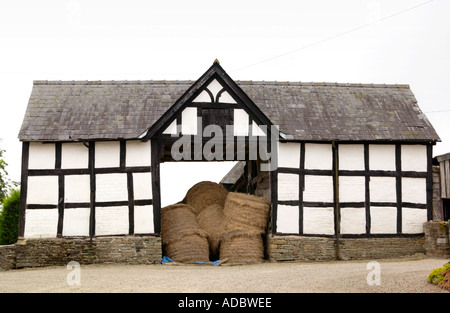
[0,257,448,293]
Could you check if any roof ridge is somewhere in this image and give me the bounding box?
[33,80,195,85]
[236,81,410,89]
[33,79,410,89]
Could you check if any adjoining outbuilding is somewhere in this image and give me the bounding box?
[13,60,442,266]
[434,153,450,221]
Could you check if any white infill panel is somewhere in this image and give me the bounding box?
[277,205,299,234]
[339,144,364,170]
[95,141,120,168]
[218,91,237,103]
[133,172,152,200]
[24,209,58,238]
[28,142,55,169]
[402,178,426,204]
[182,107,198,135]
[233,109,249,136]
[252,121,265,136]
[370,207,397,234]
[207,79,223,101]
[340,208,365,234]
[61,142,89,169]
[402,208,427,233]
[96,206,129,236]
[134,205,154,234]
[192,90,212,103]
[339,176,365,202]
[27,176,58,205]
[369,145,396,171]
[65,175,90,203]
[277,173,299,201]
[126,140,151,167]
[63,208,90,237]
[278,142,300,168]
[303,175,333,203]
[370,177,396,202]
[163,120,178,135]
[304,143,332,170]
[96,173,128,202]
[303,207,334,235]
[401,145,427,172]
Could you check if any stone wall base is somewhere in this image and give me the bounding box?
[2,225,448,270]
[423,221,450,258]
[268,235,426,261]
[9,236,161,269]
[0,244,17,271]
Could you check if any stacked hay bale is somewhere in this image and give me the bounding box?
[220,230,265,264]
[161,181,271,264]
[160,203,209,263]
[183,181,228,215]
[220,192,271,264]
[196,204,224,260]
[222,192,271,233]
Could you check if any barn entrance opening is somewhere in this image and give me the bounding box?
[156,137,273,264]
[160,162,236,208]
[147,62,277,264]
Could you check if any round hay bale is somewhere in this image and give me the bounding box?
[164,230,210,263]
[223,192,271,233]
[220,230,264,264]
[161,203,199,244]
[196,204,224,259]
[183,181,228,216]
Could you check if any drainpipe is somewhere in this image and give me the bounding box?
[332,141,341,260]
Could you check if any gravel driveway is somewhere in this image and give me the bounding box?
[0,258,448,293]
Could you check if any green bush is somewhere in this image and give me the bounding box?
[428,262,450,285]
[0,189,20,245]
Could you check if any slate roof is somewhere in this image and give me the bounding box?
[18,79,440,142]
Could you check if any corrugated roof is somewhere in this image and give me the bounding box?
[18,79,440,142]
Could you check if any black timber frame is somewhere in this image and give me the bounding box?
[142,61,276,236]
[143,61,273,141]
[18,140,154,239]
[18,62,436,241]
[275,140,435,237]
[18,62,276,239]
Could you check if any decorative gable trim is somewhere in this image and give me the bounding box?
[142,61,273,140]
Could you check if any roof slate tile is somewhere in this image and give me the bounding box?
[18,80,440,142]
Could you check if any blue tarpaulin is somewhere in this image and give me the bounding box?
[194,260,222,266]
[161,256,173,264]
[161,256,222,266]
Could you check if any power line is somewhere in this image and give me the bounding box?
[231,0,436,73]
[424,109,450,113]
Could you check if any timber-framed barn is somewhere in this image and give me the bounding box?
[15,61,442,264]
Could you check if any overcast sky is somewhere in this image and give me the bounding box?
[0,0,449,203]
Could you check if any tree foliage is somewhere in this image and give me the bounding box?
[0,142,18,202]
[0,146,9,201]
[0,189,20,245]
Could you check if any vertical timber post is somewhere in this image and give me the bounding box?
[88,141,96,243]
[332,141,341,260]
[18,141,29,238]
[151,139,162,234]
